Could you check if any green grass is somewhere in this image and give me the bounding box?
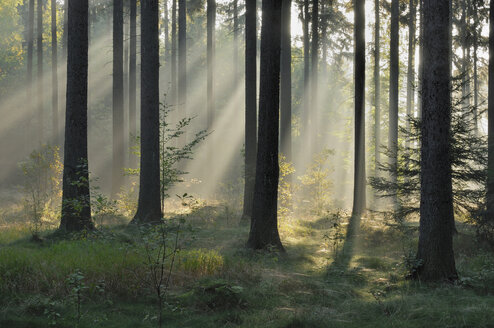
[2,206,494,328]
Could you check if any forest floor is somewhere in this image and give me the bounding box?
[1,200,494,328]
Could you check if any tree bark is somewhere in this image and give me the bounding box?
[351,0,366,218]
[405,0,415,157]
[37,0,44,143]
[233,0,239,82]
[27,0,34,146]
[389,0,399,208]
[112,0,124,197]
[60,0,93,232]
[487,0,494,216]
[171,0,177,116]
[51,0,59,145]
[416,0,457,282]
[178,0,187,144]
[129,0,137,168]
[247,0,284,251]
[311,0,319,150]
[280,0,292,162]
[374,0,381,194]
[131,0,161,224]
[241,0,257,223]
[207,0,216,139]
[303,0,310,143]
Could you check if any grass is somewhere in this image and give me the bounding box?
[2,203,494,328]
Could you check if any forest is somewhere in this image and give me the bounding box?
[1,0,494,327]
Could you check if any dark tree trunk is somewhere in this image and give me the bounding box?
[389,0,399,207]
[247,0,284,251]
[131,0,161,224]
[27,0,34,142]
[112,0,124,197]
[129,0,137,168]
[207,0,215,137]
[233,0,239,81]
[487,0,494,215]
[374,0,381,191]
[164,0,169,65]
[60,0,93,232]
[241,0,257,223]
[405,0,415,156]
[178,0,187,143]
[51,0,58,144]
[416,0,457,282]
[171,0,177,113]
[303,0,310,141]
[62,0,67,58]
[473,0,479,135]
[417,0,423,119]
[280,0,292,162]
[37,0,44,143]
[351,0,366,218]
[311,0,319,150]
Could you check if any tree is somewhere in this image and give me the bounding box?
[170,0,177,121]
[233,0,239,81]
[415,0,457,281]
[27,0,34,142]
[311,0,319,149]
[374,0,381,203]
[37,0,44,143]
[302,0,310,144]
[280,0,292,162]
[112,0,124,196]
[178,0,187,144]
[487,0,494,217]
[405,0,415,157]
[131,0,161,224]
[241,0,257,223]
[389,0,399,208]
[51,0,58,145]
[60,0,93,232]
[247,0,284,251]
[129,0,137,168]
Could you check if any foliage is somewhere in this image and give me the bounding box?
[19,145,62,237]
[66,269,87,325]
[278,154,296,218]
[322,210,346,261]
[298,149,334,215]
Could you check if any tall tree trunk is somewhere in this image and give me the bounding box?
[487,0,494,217]
[112,0,124,197]
[60,0,93,232]
[389,0,399,208]
[131,0,161,224]
[416,0,457,282]
[351,0,366,219]
[417,0,423,119]
[311,0,319,150]
[178,0,187,143]
[303,0,310,143]
[164,0,169,65]
[171,0,177,113]
[37,0,44,143]
[51,0,58,145]
[247,0,284,251]
[473,1,478,135]
[405,0,415,158]
[129,0,137,168]
[207,0,215,139]
[241,0,257,223]
[27,0,34,146]
[62,0,67,58]
[280,0,292,162]
[374,0,381,195]
[233,0,239,81]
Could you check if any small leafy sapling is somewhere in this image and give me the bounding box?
[66,269,87,325]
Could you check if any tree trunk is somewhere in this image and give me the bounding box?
[416,0,457,282]
[131,0,161,224]
[233,0,239,81]
[62,0,67,58]
[247,0,284,251]
[473,3,478,135]
[51,0,58,145]
[487,0,494,216]
[178,0,187,144]
[303,0,310,143]
[112,0,124,197]
[207,0,215,140]
[129,0,137,168]
[60,0,93,232]
[405,0,415,160]
[417,0,423,119]
[241,0,257,223]
[171,0,177,116]
[351,0,366,218]
[280,0,292,162]
[389,0,399,208]
[27,0,34,146]
[311,0,319,150]
[37,0,44,143]
[374,0,381,195]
